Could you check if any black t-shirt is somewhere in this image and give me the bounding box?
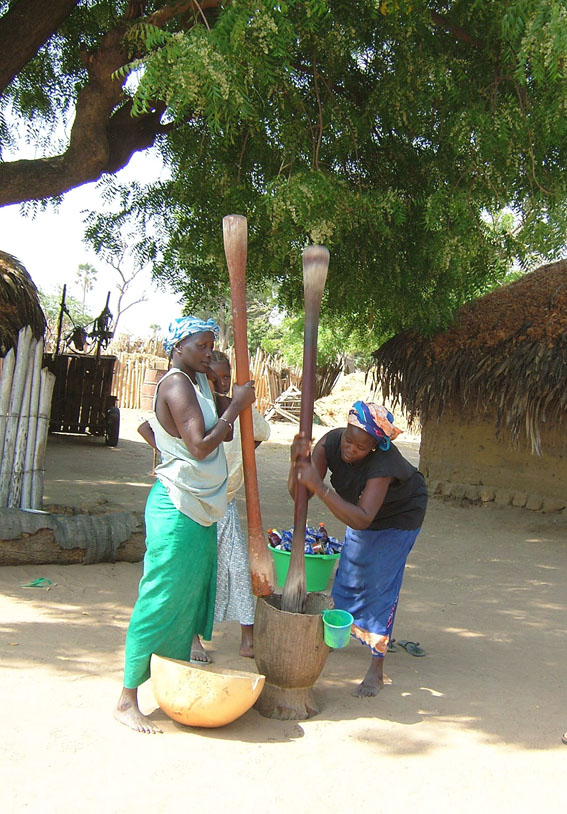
[323,428,428,530]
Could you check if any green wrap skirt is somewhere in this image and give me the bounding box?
[123,479,217,689]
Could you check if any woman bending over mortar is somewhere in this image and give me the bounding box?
[288,401,428,697]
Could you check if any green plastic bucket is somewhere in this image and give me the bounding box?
[269,547,340,592]
[322,609,354,648]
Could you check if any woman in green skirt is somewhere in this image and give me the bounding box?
[114,316,256,733]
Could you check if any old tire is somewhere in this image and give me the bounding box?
[105,406,120,446]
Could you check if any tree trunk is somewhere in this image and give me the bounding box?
[0,508,146,565]
[0,0,223,206]
[0,0,79,92]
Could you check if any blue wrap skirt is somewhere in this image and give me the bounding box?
[331,525,420,657]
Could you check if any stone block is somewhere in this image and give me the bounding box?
[479,486,496,503]
[464,485,481,501]
[494,489,512,506]
[427,480,441,495]
[450,483,467,500]
[525,494,544,511]
[542,497,566,513]
[511,492,528,508]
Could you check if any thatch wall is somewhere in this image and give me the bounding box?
[372,260,567,509]
[372,260,567,457]
[1,251,46,356]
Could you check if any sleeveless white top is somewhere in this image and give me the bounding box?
[149,368,228,526]
[224,407,271,502]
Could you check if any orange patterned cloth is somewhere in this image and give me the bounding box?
[347,401,402,450]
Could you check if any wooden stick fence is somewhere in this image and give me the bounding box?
[225,346,302,416]
[111,352,168,410]
[0,326,55,509]
[111,348,302,415]
[0,338,330,510]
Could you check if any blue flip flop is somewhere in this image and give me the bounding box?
[398,640,426,657]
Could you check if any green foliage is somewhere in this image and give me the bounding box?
[38,286,93,347]
[38,287,87,325]
[75,262,98,318]
[247,317,283,356]
[260,310,379,367]
[7,1,567,342]
[2,0,120,151]
[177,280,283,352]
[99,0,567,338]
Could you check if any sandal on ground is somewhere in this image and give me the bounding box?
[562,732,567,745]
[387,638,398,653]
[398,640,426,657]
[190,646,212,664]
[190,654,212,664]
[21,578,54,588]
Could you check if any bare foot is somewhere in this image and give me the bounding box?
[191,635,211,663]
[351,676,384,697]
[239,624,254,658]
[351,655,385,697]
[114,688,162,734]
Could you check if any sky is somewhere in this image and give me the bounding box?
[0,151,183,338]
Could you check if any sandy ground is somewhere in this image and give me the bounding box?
[1,408,566,813]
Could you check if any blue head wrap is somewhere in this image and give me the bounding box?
[163,316,220,355]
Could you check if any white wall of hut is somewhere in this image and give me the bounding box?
[0,326,55,510]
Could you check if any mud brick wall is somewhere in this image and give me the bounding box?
[419,404,567,512]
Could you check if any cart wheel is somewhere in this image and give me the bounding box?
[105,406,120,447]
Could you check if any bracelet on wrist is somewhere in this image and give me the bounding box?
[214,390,228,397]
[218,416,233,431]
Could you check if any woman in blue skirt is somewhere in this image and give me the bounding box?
[289,401,428,697]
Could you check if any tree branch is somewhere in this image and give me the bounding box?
[312,52,323,171]
[430,11,485,50]
[147,0,223,28]
[0,0,80,92]
[0,0,224,205]
[1,24,137,204]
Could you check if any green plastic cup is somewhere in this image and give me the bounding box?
[322,609,354,648]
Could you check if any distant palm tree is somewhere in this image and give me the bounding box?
[0,251,46,356]
[148,322,162,353]
[75,263,98,319]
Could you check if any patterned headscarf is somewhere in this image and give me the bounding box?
[347,401,402,451]
[163,316,220,354]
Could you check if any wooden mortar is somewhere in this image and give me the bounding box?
[253,592,333,720]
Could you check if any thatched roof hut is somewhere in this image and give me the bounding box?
[372,259,567,456]
[371,260,567,510]
[1,251,46,357]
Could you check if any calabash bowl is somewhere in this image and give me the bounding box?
[150,653,265,728]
